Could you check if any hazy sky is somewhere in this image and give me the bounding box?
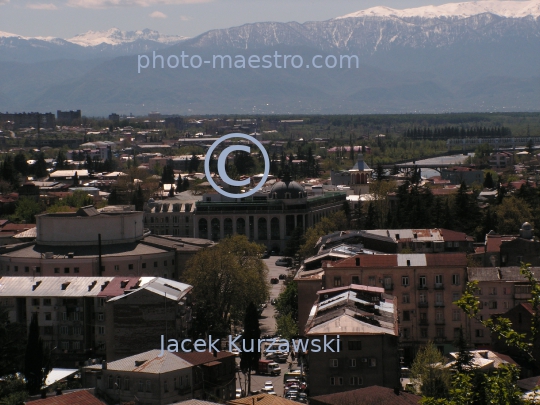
[0,0,530,38]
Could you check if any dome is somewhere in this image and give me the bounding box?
[270,180,306,199]
[522,222,532,230]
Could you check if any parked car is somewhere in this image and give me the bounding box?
[298,393,308,403]
[235,388,244,399]
[278,273,287,280]
[264,381,274,391]
[275,257,291,266]
[262,251,270,259]
[270,277,279,284]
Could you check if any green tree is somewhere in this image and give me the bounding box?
[24,313,50,395]
[283,227,305,258]
[0,304,26,376]
[297,211,348,260]
[275,281,298,322]
[32,153,48,179]
[0,375,28,405]
[108,188,120,205]
[56,150,67,170]
[410,341,450,398]
[495,196,532,235]
[14,152,29,177]
[183,235,269,338]
[10,197,43,223]
[483,172,494,189]
[131,185,145,211]
[276,313,298,341]
[240,302,261,393]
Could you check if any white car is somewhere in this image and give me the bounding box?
[235,388,243,398]
[264,381,274,389]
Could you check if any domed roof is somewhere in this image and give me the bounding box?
[270,180,306,199]
[522,222,532,230]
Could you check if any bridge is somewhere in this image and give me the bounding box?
[381,163,464,174]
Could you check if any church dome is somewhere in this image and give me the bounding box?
[270,180,306,199]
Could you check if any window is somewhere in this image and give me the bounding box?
[349,376,363,385]
[421,328,428,338]
[64,267,70,274]
[73,312,81,321]
[108,376,114,389]
[98,313,104,321]
[435,292,443,305]
[452,292,460,302]
[504,301,509,309]
[14,266,18,272]
[32,298,40,306]
[436,311,443,321]
[114,265,119,271]
[54,267,59,273]
[45,312,52,321]
[348,341,362,350]
[452,310,461,321]
[489,301,497,309]
[128,264,134,270]
[154,262,158,268]
[330,377,336,386]
[164,380,168,393]
[350,359,357,367]
[73,341,80,350]
[36,266,40,273]
[44,326,53,335]
[435,275,443,285]
[402,276,409,286]
[503,287,509,295]
[383,277,392,289]
[454,328,461,339]
[452,274,460,285]
[138,380,143,392]
[402,328,410,338]
[436,328,444,337]
[368,276,376,286]
[403,311,410,321]
[142,263,146,269]
[369,358,377,367]
[477,287,483,295]
[25,266,29,273]
[174,378,178,389]
[420,312,427,321]
[146,380,151,392]
[489,287,497,295]
[419,293,427,303]
[476,329,484,338]
[98,326,105,335]
[351,276,360,285]
[74,267,79,273]
[333,277,342,287]
[403,294,410,304]
[62,312,68,321]
[60,326,69,335]
[73,327,82,335]
[338,377,343,385]
[330,359,338,367]
[419,276,427,288]
[98,298,105,307]
[124,378,130,391]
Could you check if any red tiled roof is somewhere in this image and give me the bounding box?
[175,350,235,366]
[439,229,473,242]
[1,223,36,232]
[431,188,459,196]
[486,235,516,252]
[521,302,534,314]
[425,253,467,266]
[27,390,105,405]
[309,386,421,405]
[98,277,141,298]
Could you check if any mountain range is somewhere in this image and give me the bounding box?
[1,0,540,115]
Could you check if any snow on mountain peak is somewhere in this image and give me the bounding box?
[67,28,188,47]
[336,1,540,20]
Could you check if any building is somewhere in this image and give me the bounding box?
[0,112,56,129]
[105,278,192,361]
[0,275,182,367]
[109,113,120,123]
[193,180,346,252]
[489,152,514,169]
[295,253,469,363]
[304,285,400,396]
[309,386,421,405]
[316,229,474,255]
[441,167,484,186]
[475,223,540,267]
[84,349,236,405]
[466,267,540,347]
[330,154,372,195]
[445,350,518,372]
[0,206,213,280]
[57,110,82,125]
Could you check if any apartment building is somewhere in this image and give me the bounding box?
[296,253,468,363]
[0,276,187,367]
[304,285,399,396]
[466,267,540,347]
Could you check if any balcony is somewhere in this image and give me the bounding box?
[434,302,445,308]
[435,319,445,325]
[419,319,429,326]
[434,283,444,290]
[417,285,428,290]
[418,302,429,308]
[384,283,394,291]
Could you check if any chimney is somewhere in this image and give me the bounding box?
[102,360,107,370]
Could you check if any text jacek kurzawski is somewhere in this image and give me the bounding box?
[158,335,341,357]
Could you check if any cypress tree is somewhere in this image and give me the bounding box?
[24,313,49,395]
[240,302,261,394]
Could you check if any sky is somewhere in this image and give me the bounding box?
[0,0,523,39]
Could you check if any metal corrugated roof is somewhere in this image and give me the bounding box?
[86,350,191,374]
[0,277,116,297]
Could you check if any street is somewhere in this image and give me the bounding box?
[235,256,297,397]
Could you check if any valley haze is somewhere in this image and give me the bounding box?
[1,0,540,115]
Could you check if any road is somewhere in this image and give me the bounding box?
[235,257,298,397]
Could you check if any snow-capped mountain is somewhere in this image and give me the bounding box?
[337,0,540,20]
[67,28,187,47]
[1,1,540,115]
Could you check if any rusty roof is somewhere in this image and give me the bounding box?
[26,390,105,405]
